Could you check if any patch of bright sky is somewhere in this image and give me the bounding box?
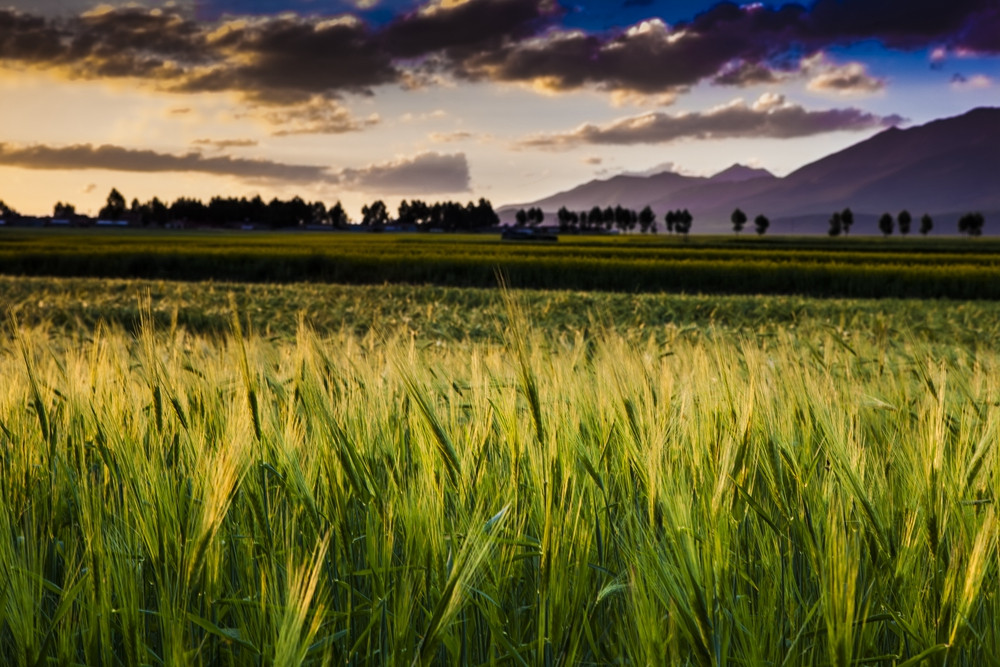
[819,42,1000,123]
[559,0,814,31]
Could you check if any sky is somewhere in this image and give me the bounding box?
[0,0,997,219]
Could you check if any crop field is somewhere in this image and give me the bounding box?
[3,229,1000,298]
[2,274,1000,665]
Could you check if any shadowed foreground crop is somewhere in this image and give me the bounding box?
[1,298,999,665]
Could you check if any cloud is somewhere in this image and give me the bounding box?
[249,96,381,135]
[0,7,399,105]
[381,0,558,60]
[0,142,329,182]
[951,73,994,89]
[429,130,474,143]
[713,60,786,87]
[337,151,470,193]
[192,138,260,149]
[441,0,1000,95]
[171,14,398,103]
[0,0,996,105]
[518,95,904,149]
[713,53,885,95]
[803,57,885,95]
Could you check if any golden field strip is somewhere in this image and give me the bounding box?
[2,229,1000,298]
[1,275,999,664]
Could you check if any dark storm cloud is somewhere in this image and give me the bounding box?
[454,0,1000,94]
[518,96,904,148]
[381,0,558,60]
[0,143,329,182]
[802,0,997,48]
[0,0,995,102]
[175,15,398,102]
[0,7,398,103]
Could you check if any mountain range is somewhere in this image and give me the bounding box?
[499,107,1000,235]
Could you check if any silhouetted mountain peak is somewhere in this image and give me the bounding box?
[499,107,1000,232]
[708,164,776,183]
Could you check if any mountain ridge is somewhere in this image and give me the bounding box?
[499,107,1000,234]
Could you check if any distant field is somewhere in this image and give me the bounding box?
[6,274,1000,347]
[3,278,1000,664]
[3,228,1000,298]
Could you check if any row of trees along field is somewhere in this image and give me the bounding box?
[828,208,986,237]
[519,205,697,235]
[45,189,501,231]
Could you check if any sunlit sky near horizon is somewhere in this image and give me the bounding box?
[0,0,997,219]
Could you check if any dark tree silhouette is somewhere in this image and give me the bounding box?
[919,213,933,236]
[664,210,676,234]
[100,188,127,220]
[557,206,572,231]
[588,206,603,231]
[397,200,414,225]
[958,212,985,237]
[638,206,655,233]
[878,212,894,237]
[670,209,693,238]
[897,210,912,235]
[528,207,544,226]
[828,212,842,237]
[602,206,614,231]
[731,208,747,234]
[754,214,769,236]
[840,208,854,235]
[53,201,76,218]
[361,200,389,228]
[515,209,528,227]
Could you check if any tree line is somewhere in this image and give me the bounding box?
[828,208,985,238]
[13,189,502,231]
[516,205,695,236]
[4,190,991,237]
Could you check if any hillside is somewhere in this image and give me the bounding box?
[500,107,1000,233]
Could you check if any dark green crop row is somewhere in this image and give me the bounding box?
[2,229,1000,298]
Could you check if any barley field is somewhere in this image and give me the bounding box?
[2,276,1000,665]
[4,229,1000,298]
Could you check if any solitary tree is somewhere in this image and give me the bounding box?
[528,207,545,226]
[515,208,528,227]
[840,208,854,235]
[898,210,912,236]
[828,212,842,237]
[328,201,349,227]
[53,201,76,218]
[731,208,747,235]
[958,212,985,237]
[754,214,769,236]
[639,205,656,233]
[674,209,693,238]
[100,188,127,221]
[557,206,573,231]
[878,212,894,237]
[919,213,933,236]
